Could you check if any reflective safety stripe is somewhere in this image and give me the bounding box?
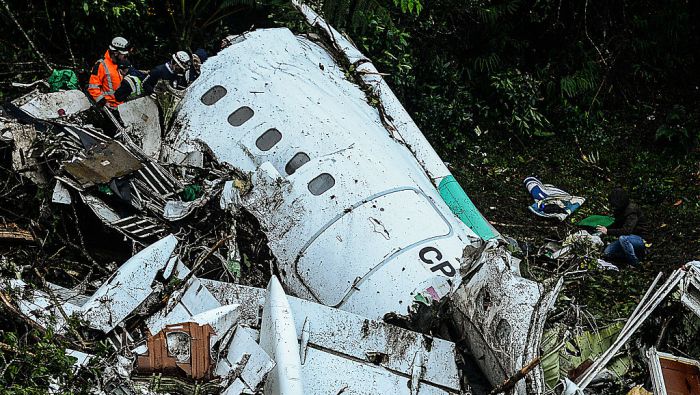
[124,75,143,98]
[95,94,105,102]
[88,84,101,89]
[125,77,136,93]
[99,60,114,93]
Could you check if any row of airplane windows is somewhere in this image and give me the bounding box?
[200,85,335,196]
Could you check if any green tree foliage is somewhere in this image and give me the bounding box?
[0,329,90,394]
[312,0,699,151]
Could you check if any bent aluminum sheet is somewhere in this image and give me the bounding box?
[118,96,162,160]
[80,235,178,332]
[201,278,461,394]
[7,279,83,334]
[681,261,700,318]
[63,140,142,187]
[15,89,91,120]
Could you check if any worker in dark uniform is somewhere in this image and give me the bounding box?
[597,187,650,266]
[142,51,191,94]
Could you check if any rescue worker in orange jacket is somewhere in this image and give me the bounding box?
[88,37,130,109]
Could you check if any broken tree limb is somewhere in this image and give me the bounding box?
[488,355,542,395]
[33,268,88,349]
[488,337,568,395]
[0,0,52,72]
[0,224,34,242]
[60,11,76,69]
[179,235,233,287]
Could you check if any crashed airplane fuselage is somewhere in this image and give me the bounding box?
[166,18,557,394]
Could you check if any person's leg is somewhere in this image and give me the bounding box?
[603,239,625,260]
[619,235,645,265]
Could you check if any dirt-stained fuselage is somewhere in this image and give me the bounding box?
[166,26,558,394]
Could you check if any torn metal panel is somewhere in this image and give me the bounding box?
[62,123,111,150]
[220,180,242,211]
[221,379,249,395]
[80,234,178,332]
[15,90,91,120]
[81,194,167,239]
[681,261,700,317]
[201,278,266,327]
[188,304,241,348]
[7,122,46,184]
[136,322,214,380]
[63,140,142,187]
[647,347,700,395]
[66,349,93,369]
[215,325,275,392]
[201,279,462,393]
[6,279,82,333]
[51,179,72,204]
[163,195,210,221]
[450,242,558,395]
[145,276,222,335]
[134,160,182,198]
[117,96,162,160]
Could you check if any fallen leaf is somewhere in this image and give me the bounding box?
[674,199,683,206]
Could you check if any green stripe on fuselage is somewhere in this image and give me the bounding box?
[438,175,497,240]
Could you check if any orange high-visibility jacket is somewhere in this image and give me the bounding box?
[88,51,123,108]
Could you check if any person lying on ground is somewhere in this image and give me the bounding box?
[596,187,650,266]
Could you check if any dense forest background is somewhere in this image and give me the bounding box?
[1,0,699,392]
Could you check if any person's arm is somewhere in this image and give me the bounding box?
[87,63,106,105]
[114,81,132,102]
[142,67,162,95]
[606,213,639,236]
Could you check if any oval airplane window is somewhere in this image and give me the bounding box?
[227,106,254,126]
[308,173,335,195]
[256,128,282,151]
[285,152,310,175]
[200,85,227,105]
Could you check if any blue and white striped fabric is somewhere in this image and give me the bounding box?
[524,176,584,220]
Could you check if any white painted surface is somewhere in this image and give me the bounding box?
[118,96,162,159]
[18,90,91,120]
[167,26,548,392]
[259,278,304,395]
[216,325,275,391]
[80,235,178,332]
[167,28,481,319]
[201,279,461,393]
[51,180,72,204]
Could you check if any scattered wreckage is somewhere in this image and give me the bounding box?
[1,2,699,394]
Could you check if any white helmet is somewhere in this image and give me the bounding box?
[109,37,130,54]
[172,51,191,70]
